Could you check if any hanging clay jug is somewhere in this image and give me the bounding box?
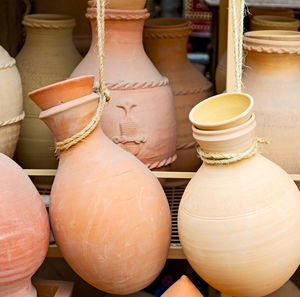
[88,0,146,9]
[250,15,299,32]
[0,46,23,158]
[266,280,300,297]
[71,8,177,170]
[162,276,203,297]
[28,75,171,295]
[243,30,300,175]
[0,153,50,297]
[15,14,82,189]
[178,93,300,297]
[143,18,213,176]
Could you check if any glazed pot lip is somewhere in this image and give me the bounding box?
[189,92,254,131]
[144,18,189,29]
[244,30,300,44]
[252,15,299,25]
[23,14,75,27]
[29,75,95,111]
[39,92,99,120]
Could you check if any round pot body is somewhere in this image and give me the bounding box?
[0,153,49,297]
[29,76,171,295]
[88,0,146,9]
[178,93,300,297]
[243,31,300,174]
[266,281,300,297]
[0,46,23,158]
[144,18,213,175]
[250,15,299,31]
[161,276,203,297]
[71,9,177,170]
[15,14,82,189]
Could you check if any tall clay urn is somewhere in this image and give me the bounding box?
[243,31,300,175]
[162,276,203,297]
[0,46,23,158]
[15,14,82,189]
[178,93,300,297]
[0,154,50,297]
[28,75,171,295]
[144,18,213,174]
[71,8,177,170]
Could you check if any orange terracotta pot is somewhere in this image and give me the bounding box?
[28,76,171,295]
[88,0,146,9]
[243,31,300,174]
[71,9,177,170]
[143,18,213,175]
[0,154,49,297]
[162,276,203,297]
[178,93,300,297]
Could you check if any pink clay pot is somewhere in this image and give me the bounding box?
[71,8,177,170]
[28,76,171,295]
[0,154,49,297]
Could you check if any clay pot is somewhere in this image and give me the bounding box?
[249,7,294,19]
[243,31,300,174]
[143,18,213,175]
[71,9,177,170]
[161,276,203,297]
[0,154,50,297]
[104,292,154,297]
[266,281,300,297]
[0,46,23,158]
[29,75,171,295]
[178,93,300,297]
[250,15,300,31]
[87,0,146,9]
[15,14,82,189]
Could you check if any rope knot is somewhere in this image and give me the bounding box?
[197,137,271,165]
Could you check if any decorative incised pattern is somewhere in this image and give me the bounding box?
[244,44,300,54]
[173,86,211,96]
[144,32,191,39]
[146,154,177,170]
[0,111,25,127]
[0,58,16,70]
[86,9,150,20]
[22,20,75,29]
[176,142,196,150]
[94,77,169,91]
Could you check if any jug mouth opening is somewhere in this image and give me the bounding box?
[189,93,253,131]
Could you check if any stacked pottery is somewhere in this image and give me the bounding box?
[162,276,203,297]
[144,18,213,177]
[0,46,23,158]
[243,31,300,175]
[0,154,49,297]
[71,4,177,171]
[28,75,171,295]
[15,14,82,189]
[178,93,300,297]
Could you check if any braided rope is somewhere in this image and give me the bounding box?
[197,138,271,165]
[55,0,110,152]
[0,58,16,70]
[0,111,25,127]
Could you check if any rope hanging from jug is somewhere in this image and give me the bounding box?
[55,0,110,151]
[232,0,245,92]
[197,138,271,165]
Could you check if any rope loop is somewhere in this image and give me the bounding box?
[197,138,271,165]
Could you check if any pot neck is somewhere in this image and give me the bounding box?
[0,278,35,297]
[86,8,149,56]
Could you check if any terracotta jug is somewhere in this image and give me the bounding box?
[0,154,50,297]
[28,75,171,295]
[88,0,146,9]
[266,280,300,297]
[250,15,299,31]
[143,18,213,175]
[178,93,300,297]
[71,8,177,170]
[0,46,23,158]
[243,31,300,175]
[161,276,203,297]
[15,14,82,189]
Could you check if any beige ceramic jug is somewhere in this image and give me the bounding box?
[29,75,171,295]
[16,14,82,189]
[178,93,300,297]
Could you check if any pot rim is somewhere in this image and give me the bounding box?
[23,14,75,27]
[252,15,299,24]
[86,7,149,19]
[189,92,254,131]
[144,18,189,29]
